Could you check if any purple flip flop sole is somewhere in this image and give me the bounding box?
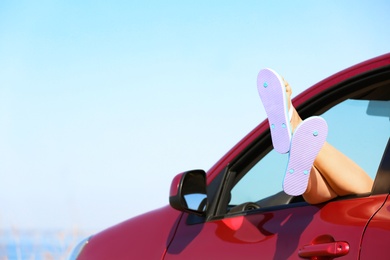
[257,68,291,154]
[283,116,328,196]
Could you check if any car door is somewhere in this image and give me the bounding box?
[165,64,390,259]
[165,196,386,259]
[360,140,390,259]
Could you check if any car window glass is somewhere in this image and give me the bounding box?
[321,100,389,177]
[230,99,390,206]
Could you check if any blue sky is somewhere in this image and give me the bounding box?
[0,1,389,232]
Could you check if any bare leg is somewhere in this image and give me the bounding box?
[305,167,338,204]
[284,80,374,204]
[311,143,373,196]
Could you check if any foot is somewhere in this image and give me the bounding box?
[282,77,303,132]
[283,116,328,196]
[257,69,293,154]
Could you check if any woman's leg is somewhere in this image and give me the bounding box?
[285,80,374,204]
[304,166,338,204]
[311,142,374,195]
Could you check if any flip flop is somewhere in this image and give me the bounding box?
[257,68,292,154]
[283,116,328,196]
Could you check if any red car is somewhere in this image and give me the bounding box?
[71,53,390,260]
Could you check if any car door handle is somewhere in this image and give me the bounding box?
[298,241,349,258]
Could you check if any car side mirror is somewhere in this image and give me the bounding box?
[169,169,207,216]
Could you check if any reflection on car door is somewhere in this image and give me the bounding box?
[165,195,387,259]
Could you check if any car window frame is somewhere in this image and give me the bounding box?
[205,65,390,221]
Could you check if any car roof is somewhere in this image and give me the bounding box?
[207,53,390,183]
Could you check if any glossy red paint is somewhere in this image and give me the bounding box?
[360,194,390,259]
[165,195,387,259]
[298,237,349,259]
[169,172,183,197]
[76,206,182,260]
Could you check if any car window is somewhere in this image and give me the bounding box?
[230,99,390,206]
